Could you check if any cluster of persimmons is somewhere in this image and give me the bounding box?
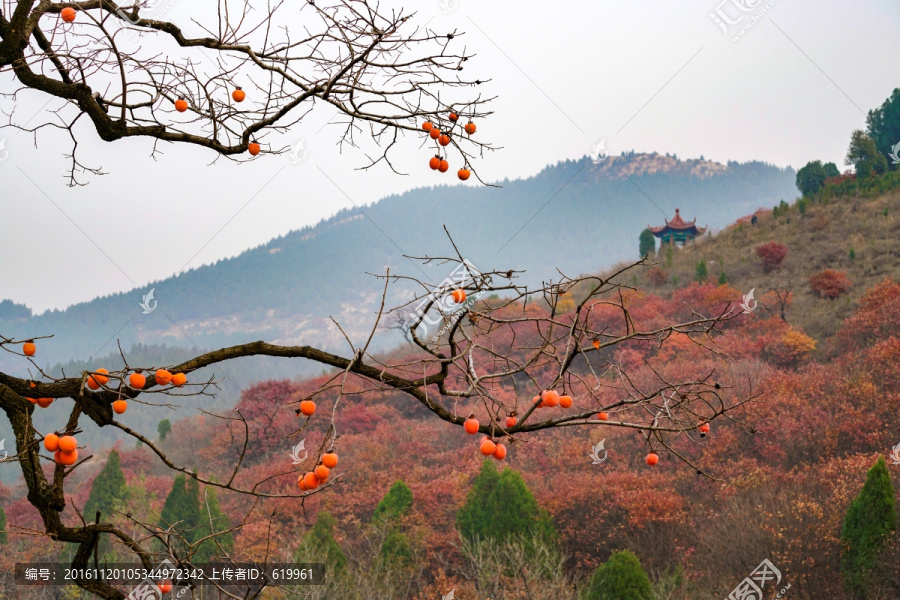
[19,340,189,466]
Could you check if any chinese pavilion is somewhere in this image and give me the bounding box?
[648,208,707,245]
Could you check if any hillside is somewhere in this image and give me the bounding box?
[631,171,900,343]
[4,178,900,599]
[0,153,796,375]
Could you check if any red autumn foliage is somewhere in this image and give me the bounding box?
[825,172,857,186]
[809,269,853,299]
[671,281,742,319]
[645,266,668,286]
[755,241,789,272]
[836,279,900,349]
[7,272,900,599]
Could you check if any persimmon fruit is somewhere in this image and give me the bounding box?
[429,128,441,140]
[159,580,172,594]
[299,400,316,416]
[492,443,507,460]
[232,88,245,102]
[429,156,441,170]
[645,452,659,466]
[451,289,466,303]
[61,7,76,22]
[505,416,517,428]
[174,99,188,113]
[422,122,434,132]
[171,373,187,387]
[449,112,459,122]
[302,472,320,490]
[479,438,496,456]
[559,395,573,409]
[438,159,449,173]
[129,372,146,389]
[465,122,476,135]
[314,465,330,481]
[37,397,53,408]
[458,168,471,181]
[597,412,608,421]
[23,342,36,356]
[322,453,338,468]
[58,435,77,453]
[248,142,261,156]
[57,449,78,466]
[44,434,60,452]
[155,369,172,385]
[113,400,128,414]
[464,418,479,434]
[438,134,450,146]
[541,390,560,408]
[93,368,110,385]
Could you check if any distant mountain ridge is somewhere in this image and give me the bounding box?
[0,153,798,374]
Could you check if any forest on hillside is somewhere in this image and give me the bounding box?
[3,171,900,599]
[3,0,900,598]
[0,156,796,375]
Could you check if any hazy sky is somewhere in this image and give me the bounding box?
[1,0,898,314]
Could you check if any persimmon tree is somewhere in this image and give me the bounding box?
[0,244,759,599]
[0,0,495,184]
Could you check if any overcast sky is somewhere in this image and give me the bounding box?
[1,0,898,314]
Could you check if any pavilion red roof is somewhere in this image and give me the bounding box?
[647,208,707,234]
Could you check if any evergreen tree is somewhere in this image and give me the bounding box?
[695,259,708,282]
[84,449,128,521]
[586,550,653,600]
[158,419,172,441]
[824,162,841,178]
[456,461,556,545]
[372,481,413,523]
[294,512,347,575]
[846,130,889,178]
[378,529,415,570]
[195,486,233,562]
[796,160,828,196]
[841,457,897,598]
[866,87,900,168]
[718,271,728,285]
[456,460,501,540]
[0,504,7,544]
[159,475,201,553]
[372,481,416,571]
[638,229,655,258]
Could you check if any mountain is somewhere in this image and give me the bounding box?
[5,175,900,596]
[0,153,797,375]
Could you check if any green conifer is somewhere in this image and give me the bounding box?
[841,457,897,598]
[84,449,128,521]
[586,550,653,600]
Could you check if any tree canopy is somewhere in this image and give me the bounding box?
[866,86,900,169]
[639,228,656,258]
[83,449,128,521]
[846,130,889,179]
[586,550,653,600]
[456,461,556,545]
[841,457,897,598]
